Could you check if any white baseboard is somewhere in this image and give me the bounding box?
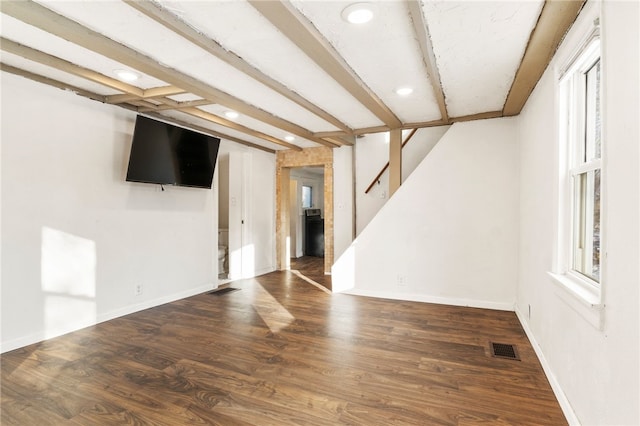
[95,282,216,325]
[514,307,581,426]
[228,266,275,281]
[337,289,579,424]
[0,282,216,354]
[339,288,515,311]
[254,266,276,277]
[1,331,50,354]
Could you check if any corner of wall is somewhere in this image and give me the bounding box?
[514,307,581,425]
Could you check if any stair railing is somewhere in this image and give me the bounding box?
[364,128,418,194]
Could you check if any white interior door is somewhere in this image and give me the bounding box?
[228,152,275,279]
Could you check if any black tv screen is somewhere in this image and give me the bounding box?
[126,115,220,189]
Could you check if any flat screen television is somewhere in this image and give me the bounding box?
[126,115,220,189]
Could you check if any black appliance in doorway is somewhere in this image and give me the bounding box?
[304,208,324,257]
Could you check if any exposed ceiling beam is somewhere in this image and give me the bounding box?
[181,107,302,151]
[353,125,391,136]
[1,0,334,149]
[1,61,281,154]
[106,93,148,104]
[105,87,189,105]
[143,113,277,154]
[123,0,352,135]
[353,118,447,136]
[0,62,107,103]
[249,0,402,129]
[142,86,186,99]
[137,99,214,113]
[1,38,219,125]
[352,111,504,136]
[503,0,586,116]
[402,119,449,130]
[314,131,349,139]
[0,37,144,96]
[450,110,503,123]
[313,131,354,147]
[321,137,348,147]
[129,99,165,111]
[406,0,449,123]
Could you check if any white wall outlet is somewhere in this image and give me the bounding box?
[397,274,407,287]
[135,283,143,296]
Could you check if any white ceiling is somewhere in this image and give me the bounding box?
[0,0,564,153]
[423,1,543,116]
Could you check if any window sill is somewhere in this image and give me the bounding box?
[547,272,604,330]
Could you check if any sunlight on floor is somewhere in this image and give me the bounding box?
[250,281,295,333]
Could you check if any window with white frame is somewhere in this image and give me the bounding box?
[301,185,312,209]
[559,33,602,288]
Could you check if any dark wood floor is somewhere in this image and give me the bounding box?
[290,256,331,291]
[1,270,566,425]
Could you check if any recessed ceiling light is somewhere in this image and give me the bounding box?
[284,135,295,142]
[395,86,414,96]
[114,69,140,82]
[224,110,239,119]
[341,3,375,24]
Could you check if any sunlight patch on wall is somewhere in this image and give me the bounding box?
[231,243,259,280]
[331,242,356,293]
[285,236,291,265]
[241,243,255,278]
[41,227,97,338]
[229,246,241,280]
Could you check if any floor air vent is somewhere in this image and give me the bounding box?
[209,287,240,296]
[489,342,520,361]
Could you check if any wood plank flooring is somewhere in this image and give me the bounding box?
[1,271,566,425]
[290,256,331,291]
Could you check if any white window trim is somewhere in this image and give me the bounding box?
[550,16,605,330]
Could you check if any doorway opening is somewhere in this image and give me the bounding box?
[289,167,325,260]
[288,167,331,290]
[276,147,333,282]
[217,153,230,284]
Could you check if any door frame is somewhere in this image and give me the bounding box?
[276,147,333,275]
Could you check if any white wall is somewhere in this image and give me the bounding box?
[355,132,389,233]
[1,72,218,352]
[516,1,639,424]
[334,118,519,310]
[401,126,451,182]
[355,126,449,233]
[333,145,354,260]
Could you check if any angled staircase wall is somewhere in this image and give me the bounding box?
[333,117,519,310]
[356,126,450,234]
